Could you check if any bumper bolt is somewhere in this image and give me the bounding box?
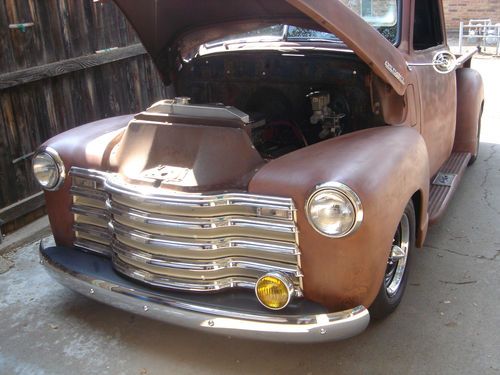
[89,288,95,294]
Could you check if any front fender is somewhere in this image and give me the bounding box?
[249,126,429,311]
[40,115,133,247]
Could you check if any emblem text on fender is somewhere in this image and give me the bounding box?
[384,61,405,85]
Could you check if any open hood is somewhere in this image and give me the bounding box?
[113,0,409,95]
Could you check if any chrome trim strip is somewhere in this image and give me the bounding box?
[74,223,111,242]
[108,200,296,235]
[104,175,295,219]
[113,240,301,277]
[40,243,370,342]
[71,186,109,202]
[70,167,108,183]
[72,205,110,221]
[113,255,260,292]
[384,61,405,85]
[111,220,299,256]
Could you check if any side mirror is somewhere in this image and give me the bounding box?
[407,51,457,74]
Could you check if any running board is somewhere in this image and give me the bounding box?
[428,152,471,224]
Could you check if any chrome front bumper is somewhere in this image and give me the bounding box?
[39,242,370,343]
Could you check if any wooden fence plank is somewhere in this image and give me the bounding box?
[0,0,167,228]
[0,0,15,73]
[0,97,17,207]
[0,191,44,224]
[0,44,146,90]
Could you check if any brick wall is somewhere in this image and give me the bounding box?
[340,0,500,31]
[443,0,500,30]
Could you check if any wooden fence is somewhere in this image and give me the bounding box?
[0,0,168,234]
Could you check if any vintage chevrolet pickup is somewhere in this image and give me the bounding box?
[33,0,484,342]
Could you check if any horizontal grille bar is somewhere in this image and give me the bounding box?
[108,199,296,242]
[74,222,111,244]
[72,204,109,221]
[112,221,299,261]
[70,186,108,205]
[113,240,301,277]
[104,174,296,219]
[113,255,259,292]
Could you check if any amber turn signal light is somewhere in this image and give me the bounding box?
[255,272,294,310]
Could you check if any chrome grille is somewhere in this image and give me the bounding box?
[71,171,111,257]
[70,167,302,295]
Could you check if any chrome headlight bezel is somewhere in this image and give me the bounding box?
[32,147,66,191]
[305,182,363,238]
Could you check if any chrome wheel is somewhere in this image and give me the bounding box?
[384,213,410,297]
[370,200,415,320]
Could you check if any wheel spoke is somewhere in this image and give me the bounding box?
[389,245,406,262]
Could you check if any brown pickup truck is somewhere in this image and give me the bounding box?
[34,0,484,342]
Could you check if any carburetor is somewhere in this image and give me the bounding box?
[307,91,345,139]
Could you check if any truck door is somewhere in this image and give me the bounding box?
[410,0,457,177]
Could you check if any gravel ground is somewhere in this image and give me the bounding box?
[0,57,499,375]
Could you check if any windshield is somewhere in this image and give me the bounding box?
[340,0,398,27]
[203,0,398,48]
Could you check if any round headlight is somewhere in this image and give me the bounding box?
[32,148,65,191]
[306,183,363,238]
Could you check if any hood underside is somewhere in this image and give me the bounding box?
[113,0,409,95]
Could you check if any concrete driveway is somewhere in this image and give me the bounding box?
[0,58,499,375]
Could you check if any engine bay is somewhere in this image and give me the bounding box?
[175,50,386,159]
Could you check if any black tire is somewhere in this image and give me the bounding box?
[468,103,483,166]
[370,200,416,320]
